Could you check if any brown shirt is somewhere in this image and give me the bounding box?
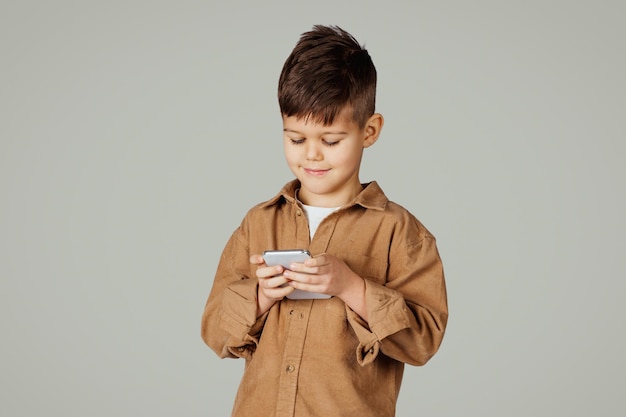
[201,180,448,417]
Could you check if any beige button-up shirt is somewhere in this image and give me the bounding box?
[201,180,448,417]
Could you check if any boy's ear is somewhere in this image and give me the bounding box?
[363,113,384,148]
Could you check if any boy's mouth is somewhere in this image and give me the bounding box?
[303,168,330,177]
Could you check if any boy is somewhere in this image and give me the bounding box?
[201,25,448,417]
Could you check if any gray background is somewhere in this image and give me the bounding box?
[1,1,624,416]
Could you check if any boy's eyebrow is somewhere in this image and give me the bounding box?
[283,128,348,135]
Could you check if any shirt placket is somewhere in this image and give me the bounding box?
[309,209,340,254]
[274,199,342,416]
[274,299,313,417]
[293,202,310,249]
[273,200,313,416]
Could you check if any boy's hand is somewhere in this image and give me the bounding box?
[250,254,295,316]
[283,254,368,320]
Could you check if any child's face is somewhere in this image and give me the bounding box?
[282,107,381,207]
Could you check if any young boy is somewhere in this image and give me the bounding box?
[201,25,448,417]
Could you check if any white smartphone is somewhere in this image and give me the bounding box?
[262,249,331,300]
[262,249,311,269]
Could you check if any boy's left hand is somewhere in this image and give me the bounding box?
[283,253,364,302]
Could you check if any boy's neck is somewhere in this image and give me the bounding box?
[296,181,363,208]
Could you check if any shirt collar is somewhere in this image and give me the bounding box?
[260,179,388,211]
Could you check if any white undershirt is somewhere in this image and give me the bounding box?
[301,204,340,239]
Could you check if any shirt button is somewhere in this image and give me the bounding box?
[286,364,295,373]
[298,312,305,319]
[296,210,302,216]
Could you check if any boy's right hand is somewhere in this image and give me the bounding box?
[250,254,295,316]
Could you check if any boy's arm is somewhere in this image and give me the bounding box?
[200,226,267,359]
[346,235,448,367]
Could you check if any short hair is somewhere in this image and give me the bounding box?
[278,25,377,128]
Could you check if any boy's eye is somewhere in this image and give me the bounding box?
[288,137,340,146]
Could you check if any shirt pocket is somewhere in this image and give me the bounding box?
[339,253,388,286]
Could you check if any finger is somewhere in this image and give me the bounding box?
[260,276,295,295]
[265,277,293,289]
[288,279,326,295]
[283,270,313,284]
[262,275,289,289]
[289,261,321,275]
[286,261,309,272]
[264,285,295,299]
[305,254,329,267]
[257,265,284,279]
[250,254,265,265]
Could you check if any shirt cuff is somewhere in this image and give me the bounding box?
[219,279,268,358]
[346,279,412,365]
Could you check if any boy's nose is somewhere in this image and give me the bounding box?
[305,142,323,161]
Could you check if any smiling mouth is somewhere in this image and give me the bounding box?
[303,168,330,176]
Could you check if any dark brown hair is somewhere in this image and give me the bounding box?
[278,25,377,128]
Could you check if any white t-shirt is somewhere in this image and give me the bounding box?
[301,204,340,239]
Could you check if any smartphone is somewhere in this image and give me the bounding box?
[262,249,311,269]
[261,249,331,300]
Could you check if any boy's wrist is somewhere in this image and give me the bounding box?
[336,272,368,321]
[256,287,275,317]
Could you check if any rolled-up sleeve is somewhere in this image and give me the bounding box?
[346,232,448,366]
[201,225,267,359]
[346,282,413,365]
